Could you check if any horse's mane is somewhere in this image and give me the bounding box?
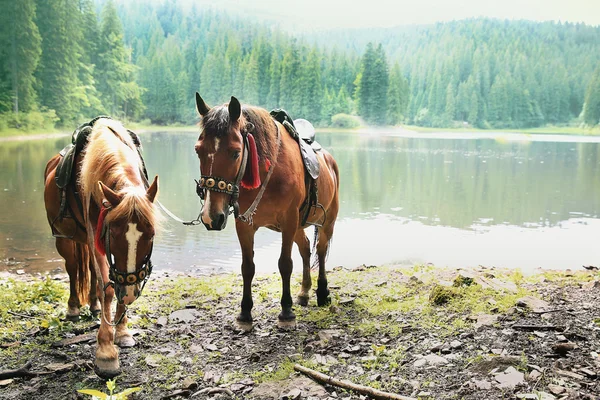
[79,118,157,225]
[202,104,277,163]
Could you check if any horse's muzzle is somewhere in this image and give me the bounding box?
[202,212,227,231]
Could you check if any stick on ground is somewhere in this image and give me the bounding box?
[0,362,38,380]
[294,364,416,400]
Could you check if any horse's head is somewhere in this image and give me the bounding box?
[98,177,158,305]
[194,93,249,231]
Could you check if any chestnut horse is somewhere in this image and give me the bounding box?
[194,94,340,330]
[44,118,159,377]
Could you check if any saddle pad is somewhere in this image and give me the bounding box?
[55,144,76,190]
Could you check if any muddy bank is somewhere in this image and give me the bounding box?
[1,264,599,400]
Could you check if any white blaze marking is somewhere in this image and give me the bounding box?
[202,153,215,227]
[125,223,143,300]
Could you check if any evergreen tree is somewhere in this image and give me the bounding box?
[356,43,389,124]
[35,0,85,124]
[97,0,143,119]
[583,65,600,126]
[0,0,41,114]
[266,52,281,108]
[300,49,322,122]
[386,63,408,125]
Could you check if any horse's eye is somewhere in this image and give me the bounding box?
[232,151,240,160]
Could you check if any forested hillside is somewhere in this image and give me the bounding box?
[1,0,599,131]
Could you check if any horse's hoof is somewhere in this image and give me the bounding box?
[114,334,136,348]
[317,296,331,307]
[94,359,121,379]
[297,295,309,307]
[65,313,80,322]
[235,319,254,333]
[277,318,297,330]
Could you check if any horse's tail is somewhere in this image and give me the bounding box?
[73,242,91,306]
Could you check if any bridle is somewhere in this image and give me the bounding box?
[195,124,252,219]
[194,121,281,224]
[98,200,154,326]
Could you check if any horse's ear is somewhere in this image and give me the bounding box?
[195,92,210,116]
[98,181,122,208]
[146,176,159,203]
[228,96,241,122]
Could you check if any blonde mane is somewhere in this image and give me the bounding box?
[80,118,157,225]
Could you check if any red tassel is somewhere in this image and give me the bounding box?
[241,133,261,189]
[94,206,109,256]
[264,158,271,172]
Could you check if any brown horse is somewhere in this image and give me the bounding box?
[194,94,340,330]
[44,118,159,377]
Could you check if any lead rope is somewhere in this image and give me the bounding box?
[238,123,282,225]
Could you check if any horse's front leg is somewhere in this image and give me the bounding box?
[278,220,297,329]
[236,222,256,332]
[114,304,135,348]
[94,255,121,378]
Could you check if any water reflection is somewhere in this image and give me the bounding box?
[0,131,598,274]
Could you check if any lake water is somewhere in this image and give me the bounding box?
[1,130,599,275]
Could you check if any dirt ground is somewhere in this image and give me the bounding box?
[0,263,599,400]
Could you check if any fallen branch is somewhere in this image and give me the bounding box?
[0,362,37,380]
[511,324,564,331]
[191,387,235,398]
[294,364,416,400]
[7,310,38,319]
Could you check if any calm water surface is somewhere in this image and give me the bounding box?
[1,131,599,274]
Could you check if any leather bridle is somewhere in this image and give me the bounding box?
[195,127,250,218]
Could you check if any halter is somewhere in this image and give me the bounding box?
[98,201,154,302]
[195,126,251,218]
[194,122,281,223]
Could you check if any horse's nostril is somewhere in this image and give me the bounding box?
[216,213,226,228]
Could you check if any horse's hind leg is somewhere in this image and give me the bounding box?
[295,230,312,307]
[316,222,336,307]
[235,222,257,332]
[55,238,81,321]
[89,260,101,318]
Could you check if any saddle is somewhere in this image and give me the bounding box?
[270,109,323,226]
[53,116,148,238]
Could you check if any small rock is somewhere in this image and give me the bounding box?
[547,384,565,395]
[495,366,525,389]
[16,269,25,275]
[475,314,499,329]
[430,342,444,352]
[472,379,492,390]
[189,344,203,354]
[360,355,377,363]
[517,393,555,400]
[145,354,162,367]
[181,376,197,391]
[551,342,576,356]
[516,296,550,312]
[555,334,567,342]
[230,383,246,392]
[369,373,382,381]
[204,343,219,352]
[44,363,74,373]
[156,316,168,327]
[582,280,600,290]
[413,358,427,368]
[416,391,432,397]
[414,354,449,368]
[281,388,302,400]
[0,379,14,387]
[338,297,355,305]
[168,309,200,324]
[450,340,462,349]
[578,367,596,378]
[528,370,542,381]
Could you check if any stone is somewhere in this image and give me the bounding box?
[145,354,162,368]
[181,376,197,391]
[517,393,555,400]
[547,384,565,395]
[494,366,525,389]
[582,280,600,290]
[204,343,219,352]
[168,309,200,324]
[527,370,542,381]
[189,344,203,354]
[474,314,499,329]
[450,340,462,349]
[472,379,492,390]
[44,363,74,373]
[0,379,14,387]
[416,391,432,397]
[516,296,550,312]
[414,354,449,368]
[156,316,168,327]
[551,342,576,356]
